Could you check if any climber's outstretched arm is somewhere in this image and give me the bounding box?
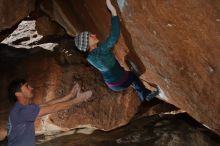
[99,0,120,50]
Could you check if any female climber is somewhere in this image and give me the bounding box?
[74,0,159,102]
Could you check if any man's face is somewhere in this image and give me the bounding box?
[20,83,34,99]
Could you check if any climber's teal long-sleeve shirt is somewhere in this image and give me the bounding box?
[87,16,125,83]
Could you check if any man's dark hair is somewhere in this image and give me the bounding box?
[8,79,26,102]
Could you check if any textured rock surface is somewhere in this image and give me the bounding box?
[117,0,220,134]
[36,16,66,36]
[0,44,139,136]
[38,0,220,134]
[0,0,219,142]
[0,17,178,140]
[0,0,35,31]
[37,114,220,146]
[0,43,177,139]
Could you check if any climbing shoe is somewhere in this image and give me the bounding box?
[144,86,160,101]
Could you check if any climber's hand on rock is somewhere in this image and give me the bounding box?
[106,0,117,16]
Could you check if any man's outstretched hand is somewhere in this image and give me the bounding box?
[71,90,93,105]
[65,83,80,101]
[38,84,92,117]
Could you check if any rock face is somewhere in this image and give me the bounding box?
[37,114,220,146]
[0,43,140,137]
[35,16,66,36]
[0,17,178,140]
[0,0,35,31]
[0,41,176,139]
[0,0,219,141]
[117,0,220,135]
[38,0,220,134]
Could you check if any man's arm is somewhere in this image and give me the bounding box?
[38,90,92,117]
[40,84,80,107]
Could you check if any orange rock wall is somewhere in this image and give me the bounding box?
[0,0,219,136]
[40,0,220,134]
